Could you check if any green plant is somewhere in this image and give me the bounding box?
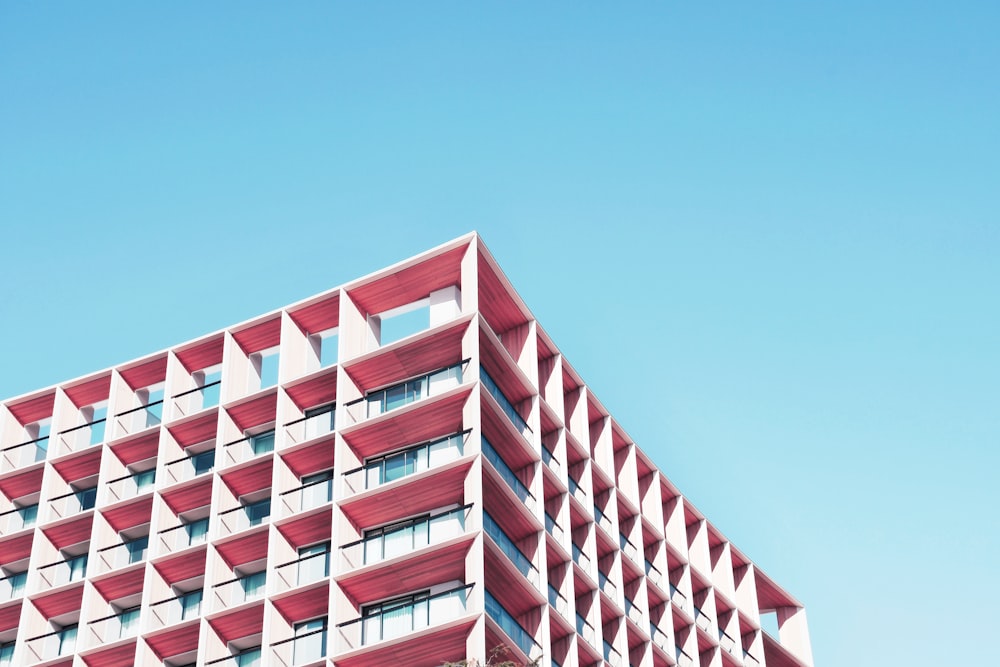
[442,644,542,667]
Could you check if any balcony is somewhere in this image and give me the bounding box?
[275,548,330,591]
[105,469,156,504]
[172,379,221,417]
[649,622,670,652]
[675,646,695,667]
[213,571,266,609]
[157,518,209,554]
[222,431,275,467]
[624,597,643,626]
[541,445,561,477]
[547,585,568,617]
[594,505,613,534]
[272,621,328,666]
[669,584,689,613]
[206,647,262,667]
[484,512,538,588]
[480,368,529,436]
[603,640,622,666]
[1,435,48,471]
[164,449,216,485]
[743,650,762,667]
[482,439,535,511]
[0,503,37,533]
[337,583,472,649]
[719,629,737,654]
[56,417,106,455]
[618,533,639,563]
[219,499,271,536]
[284,405,336,446]
[25,625,77,662]
[544,513,564,542]
[0,572,26,600]
[87,607,141,643]
[113,400,163,435]
[575,614,595,647]
[598,572,617,599]
[693,606,712,633]
[96,535,148,573]
[38,554,88,588]
[149,589,203,629]
[644,559,663,588]
[485,590,539,659]
[344,432,465,495]
[48,487,97,519]
[279,474,333,516]
[341,505,470,569]
[571,543,591,572]
[567,476,586,505]
[345,361,465,424]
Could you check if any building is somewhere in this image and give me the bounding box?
[0,233,813,667]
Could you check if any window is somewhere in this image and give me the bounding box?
[297,542,331,584]
[124,535,149,563]
[361,590,431,643]
[75,486,98,510]
[249,430,275,455]
[179,588,203,619]
[56,624,77,655]
[293,617,328,664]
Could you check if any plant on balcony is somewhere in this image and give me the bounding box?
[443,644,541,667]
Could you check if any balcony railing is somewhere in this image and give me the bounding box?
[0,572,26,600]
[544,513,564,542]
[340,505,471,569]
[649,622,670,651]
[275,549,331,591]
[149,589,203,629]
[106,469,156,504]
[1,435,48,470]
[279,475,333,516]
[337,583,472,649]
[57,417,106,454]
[571,543,590,572]
[594,505,613,534]
[719,629,737,654]
[485,590,538,659]
[25,626,77,662]
[575,614,595,646]
[484,512,538,587]
[96,535,148,573]
[284,405,336,446]
[344,360,467,424]
[603,640,622,666]
[38,554,88,588]
[480,368,530,435]
[87,607,140,644]
[547,584,568,617]
[219,499,271,536]
[222,431,275,467]
[644,559,663,587]
[568,476,586,504]
[618,533,639,563]
[598,571,617,599]
[171,379,221,417]
[213,571,266,609]
[693,606,712,632]
[113,400,163,436]
[164,448,216,484]
[48,487,97,519]
[343,431,467,494]
[0,504,37,533]
[206,647,262,667]
[482,439,535,511]
[157,517,210,554]
[743,650,761,667]
[675,646,695,667]
[271,624,328,666]
[669,584,689,612]
[624,597,643,626]
[541,445,561,476]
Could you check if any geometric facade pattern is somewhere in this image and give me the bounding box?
[0,233,813,667]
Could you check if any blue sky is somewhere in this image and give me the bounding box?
[1,3,998,664]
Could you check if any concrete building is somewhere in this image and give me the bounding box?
[0,233,813,667]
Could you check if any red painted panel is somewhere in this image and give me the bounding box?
[220,459,272,498]
[340,459,470,528]
[208,602,264,642]
[167,411,219,447]
[284,370,338,410]
[102,495,153,532]
[52,447,103,483]
[175,334,225,374]
[482,470,536,540]
[348,244,467,316]
[275,509,331,549]
[481,397,534,469]
[93,567,146,601]
[33,584,83,618]
[754,567,800,610]
[0,466,43,500]
[6,390,55,425]
[119,355,168,390]
[42,515,93,549]
[226,391,277,432]
[216,530,269,568]
[109,430,160,466]
[162,478,213,514]
[341,386,470,460]
[287,293,340,334]
[280,438,335,478]
[762,632,808,667]
[63,373,112,409]
[81,641,137,667]
[0,532,33,564]
[271,583,329,623]
[478,249,530,335]
[479,328,533,402]
[342,317,469,392]
[153,548,207,585]
[339,539,471,605]
[232,317,282,354]
[0,600,22,631]
[336,618,476,667]
[145,621,201,659]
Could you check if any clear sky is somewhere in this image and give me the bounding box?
[1,3,997,665]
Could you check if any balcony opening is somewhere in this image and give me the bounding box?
[292,616,328,664]
[307,327,339,371]
[249,347,280,391]
[374,299,431,348]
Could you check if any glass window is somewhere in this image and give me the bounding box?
[57,624,77,655]
[293,617,328,664]
[133,468,156,490]
[179,588,203,619]
[250,430,275,455]
[192,449,215,475]
[125,535,149,563]
[184,518,209,545]
[76,486,98,510]
[244,499,271,526]
[234,647,262,667]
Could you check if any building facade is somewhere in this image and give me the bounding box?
[0,233,813,667]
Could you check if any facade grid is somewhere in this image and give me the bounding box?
[0,233,813,667]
